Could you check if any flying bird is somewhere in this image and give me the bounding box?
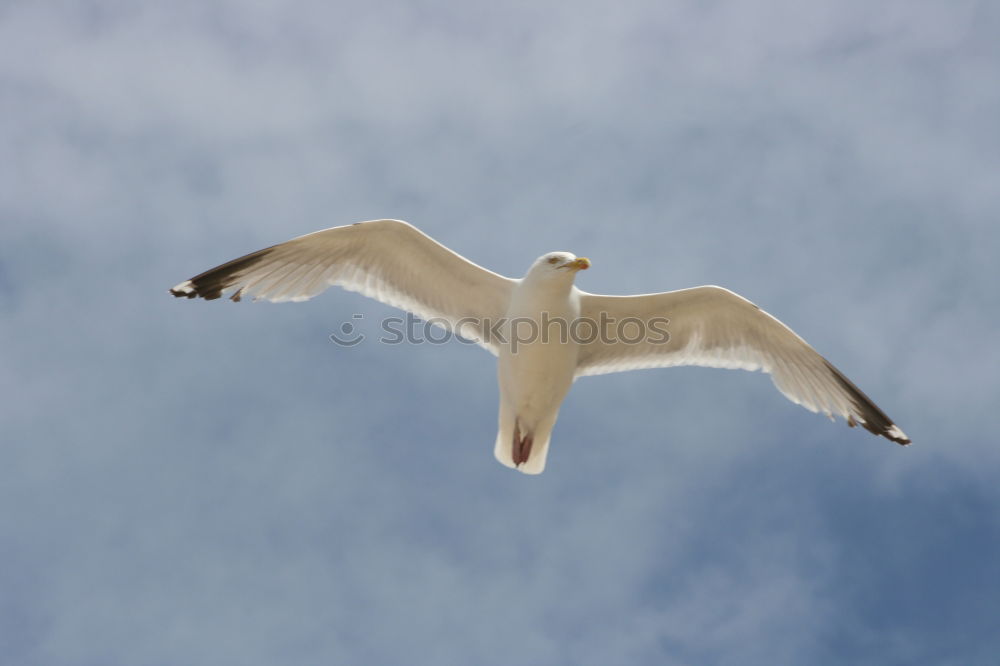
[170,219,910,474]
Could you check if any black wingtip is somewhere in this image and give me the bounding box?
[168,245,277,301]
[824,360,911,445]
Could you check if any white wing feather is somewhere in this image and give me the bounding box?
[576,285,910,444]
[170,219,515,354]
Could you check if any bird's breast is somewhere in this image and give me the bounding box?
[497,291,581,417]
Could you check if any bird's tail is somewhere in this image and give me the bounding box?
[494,403,553,475]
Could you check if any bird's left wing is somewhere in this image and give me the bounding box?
[170,219,515,354]
[576,285,909,444]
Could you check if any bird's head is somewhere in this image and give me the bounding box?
[526,252,591,282]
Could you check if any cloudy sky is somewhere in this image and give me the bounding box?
[2,0,998,664]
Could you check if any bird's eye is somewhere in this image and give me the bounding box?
[548,257,559,264]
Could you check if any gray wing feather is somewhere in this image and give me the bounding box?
[170,219,515,354]
[576,285,909,444]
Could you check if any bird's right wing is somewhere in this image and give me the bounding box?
[576,285,909,444]
[170,219,515,354]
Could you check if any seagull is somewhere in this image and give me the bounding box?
[170,219,910,474]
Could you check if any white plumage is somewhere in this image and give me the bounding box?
[171,219,910,474]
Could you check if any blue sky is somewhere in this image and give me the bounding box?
[2,1,998,664]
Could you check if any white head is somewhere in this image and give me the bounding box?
[524,252,591,282]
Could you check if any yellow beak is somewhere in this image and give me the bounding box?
[560,257,590,271]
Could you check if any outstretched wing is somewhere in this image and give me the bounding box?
[576,285,909,444]
[170,219,515,354]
